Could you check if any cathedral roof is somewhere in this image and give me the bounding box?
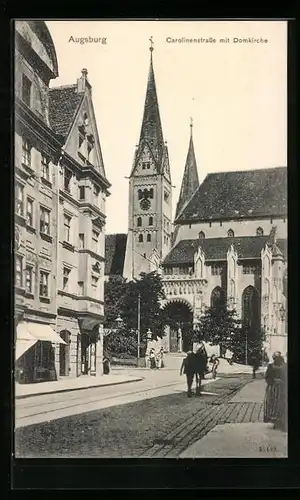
[105,234,128,276]
[131,48,165,176]
[49,84,84,139]
[175,166,287,224]
[162,236,287,265]
[175,122,199,218]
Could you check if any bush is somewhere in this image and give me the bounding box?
[104,331,147,358]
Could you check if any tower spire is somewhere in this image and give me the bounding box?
[175,120,200,218]
[130,39,164,176]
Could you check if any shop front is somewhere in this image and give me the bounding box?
[78,318,104,376]
[15,322,67,384]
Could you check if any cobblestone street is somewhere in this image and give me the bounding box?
[15,372,286,459]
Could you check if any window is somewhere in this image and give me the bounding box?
[64,215,71,242]
[91,275,99,297]
[137,217,142,227]
[93,184,100,200]
[40,207,50,235]
[26,197,33,226]
[39,270,49,297]
[256,227,264,236]
[211,263,223,276]
[25,265,33,294]
[79,233,85,248]
[138,189,143,200]
[87,143,92,161]
[15,183,24,216]
[227,229,234,238]
[79,186,85,200]
[41,154,50,181]
[149,188,154,199]
[63,267,71,291]
[64,168,72,192]
[92,229,99,253]
[164,190,169,202]
[21,138,31,167]
[142,162,150,169]
[147,234,151,242]
[15,256,23,287]
[138,234,143,243]
[242,264,258,275]
[149,216,153,226]
[78,281,84,295]
[22,74,32,106]
[78,134,84,149]
[83,113,89,126]
[199,231,205,240]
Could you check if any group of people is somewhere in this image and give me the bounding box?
[148,347,164,369]
[263,351,287,431]
[180,342,219,397]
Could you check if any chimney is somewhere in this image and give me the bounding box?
[77,68,90,93]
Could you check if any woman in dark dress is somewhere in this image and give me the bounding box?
[264,351,286,430]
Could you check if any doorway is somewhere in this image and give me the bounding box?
[59,330,70,376]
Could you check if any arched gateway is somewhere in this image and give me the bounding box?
[162,299,194,353]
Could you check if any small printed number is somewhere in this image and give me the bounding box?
[259,445,277,452]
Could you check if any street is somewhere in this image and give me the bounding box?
[14,369,272,458]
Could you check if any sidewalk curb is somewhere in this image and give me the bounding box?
[15,376,144,400]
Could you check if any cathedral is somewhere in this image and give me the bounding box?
[105,44,288,361]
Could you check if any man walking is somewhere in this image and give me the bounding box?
[180,351,196,397]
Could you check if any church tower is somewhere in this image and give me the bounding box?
[123,40,172,281]
[175,118,199,219]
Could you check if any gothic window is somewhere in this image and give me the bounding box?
[149,188,154,199]
[149,216,153,226]
[137,217,142,227]
[227,229,234,237]
[242,264,258,274]
[211,263,223,275]
[256,227,264,236]
[164,190,169,202]
[210,286,226,309]
[242,285,260,331]
[199,231,205,239]
[138,189,143,200]
[138,234,143,243]
[147,234,151,242]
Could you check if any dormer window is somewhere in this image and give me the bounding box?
[227,229,235,238]
[256,227,264,236]
[199,231,205,240]
[164,190,169,202]
[142,162,150,170]
[22,74,32,106]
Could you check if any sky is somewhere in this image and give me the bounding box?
[46,20,287,235]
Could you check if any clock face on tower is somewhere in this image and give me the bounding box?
[140,198,151,211]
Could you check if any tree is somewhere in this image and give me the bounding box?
[121,271,166,340]
[197,305,242,357]
[104,275,127,328]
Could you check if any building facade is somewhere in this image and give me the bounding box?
[15,21,110,383]
[105,43,288,362]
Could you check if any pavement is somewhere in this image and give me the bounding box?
[179,377,288,459]
[15,372,143,399]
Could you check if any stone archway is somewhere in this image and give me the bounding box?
[241,285,261,332]
[59,330,71,376]
[162,299,194,353]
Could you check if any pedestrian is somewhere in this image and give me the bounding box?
[194,344,208,395]
[103,356,110,375]
[157,347,164,369]
[210,354,219,379]
[180,351,196,397]
[263,351,286,430]
[250,351,262,379]
[149,348,157,369]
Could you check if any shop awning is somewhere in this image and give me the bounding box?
[16,322,67,360]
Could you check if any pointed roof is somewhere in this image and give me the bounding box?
[49,84,84,139]
[131,44,165,175]
[176,120,199,218]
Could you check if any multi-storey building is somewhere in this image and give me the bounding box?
[15,21,110,383]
